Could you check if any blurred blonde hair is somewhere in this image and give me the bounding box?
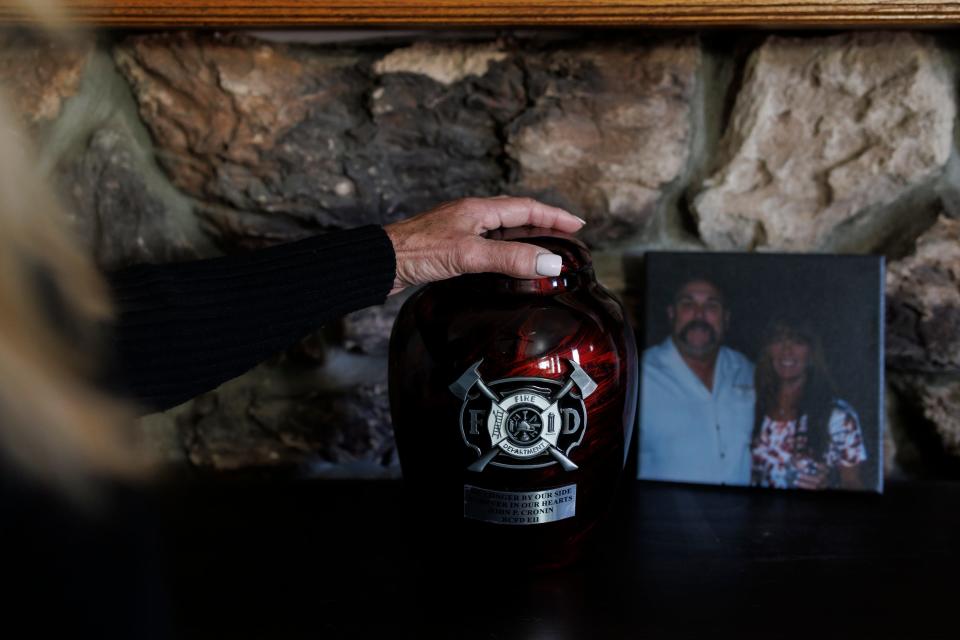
[4,0,72,29]
[0,3,144,498]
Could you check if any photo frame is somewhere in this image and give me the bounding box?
[637,252,884,493]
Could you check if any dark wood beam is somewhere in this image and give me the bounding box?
[3,2,960,29]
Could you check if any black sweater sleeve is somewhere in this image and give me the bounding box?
[104,225,396,414]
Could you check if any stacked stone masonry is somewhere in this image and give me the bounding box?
[2,30,959,477]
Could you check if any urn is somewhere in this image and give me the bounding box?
[388,228,638,569]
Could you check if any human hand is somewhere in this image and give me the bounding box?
[794,459,830,490]
[383,196,586,296]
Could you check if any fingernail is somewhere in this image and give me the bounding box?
[536,253,563,277]
[574,215,587,225]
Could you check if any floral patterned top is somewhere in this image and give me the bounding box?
[751,400,867,489]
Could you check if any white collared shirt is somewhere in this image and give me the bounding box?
[638,337,755,486]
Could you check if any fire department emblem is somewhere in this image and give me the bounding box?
[449,359,596,472]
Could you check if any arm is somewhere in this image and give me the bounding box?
[104,225,395,414]
[105,197,585,415]
[828,403,869,490]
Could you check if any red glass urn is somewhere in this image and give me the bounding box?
[388,228,638,569]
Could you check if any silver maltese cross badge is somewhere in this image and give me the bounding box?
[449,359,596,472]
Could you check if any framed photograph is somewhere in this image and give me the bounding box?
[638,252,884,493]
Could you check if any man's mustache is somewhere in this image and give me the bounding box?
[679,320,718,345]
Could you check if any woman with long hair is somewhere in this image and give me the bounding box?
[751,315,867,490]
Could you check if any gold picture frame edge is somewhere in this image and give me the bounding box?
[4,1,960,28]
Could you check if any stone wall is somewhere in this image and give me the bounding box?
[3,29,960,479]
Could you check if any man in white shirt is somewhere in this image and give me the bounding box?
[639,276,755,486]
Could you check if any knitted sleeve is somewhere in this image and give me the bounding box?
[104,225,396,413]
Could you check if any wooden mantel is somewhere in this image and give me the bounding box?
[3,1,960,28]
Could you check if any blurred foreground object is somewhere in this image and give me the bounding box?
[0,0,143,500]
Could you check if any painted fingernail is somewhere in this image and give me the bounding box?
[574,215,587,225]
[536,253,563,277]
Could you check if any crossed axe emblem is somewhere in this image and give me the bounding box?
[449,359,597,472]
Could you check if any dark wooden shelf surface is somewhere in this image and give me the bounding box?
[156,477,960,638]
